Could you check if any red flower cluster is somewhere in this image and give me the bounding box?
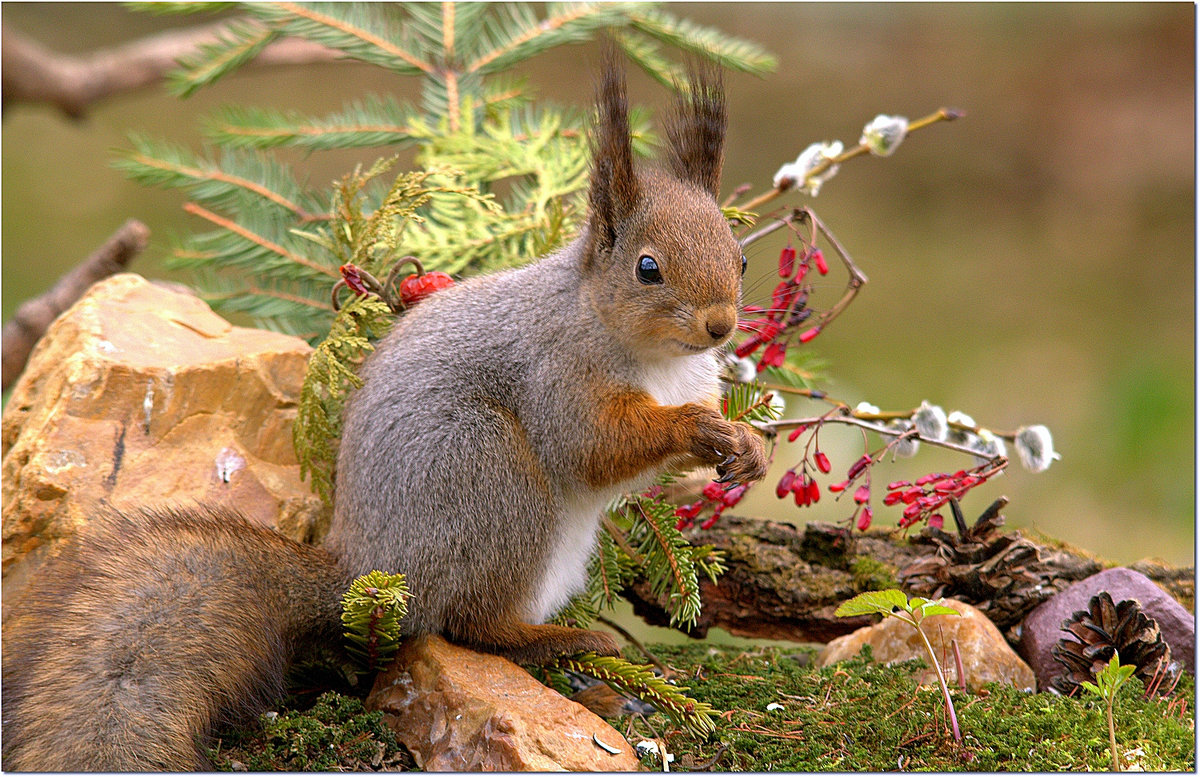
[675,480,749,531]
[736,243,822,372]
[881,466,999,528]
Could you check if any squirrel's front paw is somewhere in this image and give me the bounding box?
[685,407,769,484]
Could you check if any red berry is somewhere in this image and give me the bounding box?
[846,455,872,480]
[722,484,748,507]
[735,336,764,359]
[400,271,454,306]
[778,245,796,278]
[700,514,721,530]
[813,249,829,275]
[807,478,821,504]
[757,342,787,372]
[857,506,873,531]
[883,491,903,506]
[887,480,912,491]
[853,485,870,504]
[787,426,806,443]
[828,480,849,493]
[776,470,796,499]
[798,326,822,344]
[702,482,726,502]
[814,451,831,474]
[928,513,945,529]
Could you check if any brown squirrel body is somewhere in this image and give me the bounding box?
[1,57,766,770]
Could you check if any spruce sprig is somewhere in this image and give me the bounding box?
[553,653,719,738]
[340,570,411,673]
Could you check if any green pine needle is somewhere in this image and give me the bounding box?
[554,653,719,738]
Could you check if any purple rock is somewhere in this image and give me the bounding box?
[1017,567,1195,692]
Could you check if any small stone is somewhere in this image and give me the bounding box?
[818,598,1036,691]
[1018,567,1195,692]
[366,635,640,771]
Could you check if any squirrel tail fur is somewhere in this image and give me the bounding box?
[1,505,352,771]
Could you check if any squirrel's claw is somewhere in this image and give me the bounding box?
[714,453,738,482]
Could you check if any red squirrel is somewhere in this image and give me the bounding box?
[2,56,767,771]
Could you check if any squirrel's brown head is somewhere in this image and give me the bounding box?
[582,54,745,360]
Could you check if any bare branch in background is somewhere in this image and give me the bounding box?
[2,22,342,119]
[2,219,150,390]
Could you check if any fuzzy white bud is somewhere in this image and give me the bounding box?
[860,114,909,157]
[913,401,948,442]
[887,419,920,458]
[1014,425,1059,473]
[855,400,881,415]
[947,410,976,428]
[972,428,1007,466]
[774,141,843,196]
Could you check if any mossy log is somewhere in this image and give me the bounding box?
[622,515,1194,645]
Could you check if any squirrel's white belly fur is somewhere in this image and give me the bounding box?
[528,351,721,623]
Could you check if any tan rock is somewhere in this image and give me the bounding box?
[2,274,324,600]
[818,598,1036,691]
[367,635,641,771]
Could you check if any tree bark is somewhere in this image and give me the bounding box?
[623,514,1193,646]
[2,22,341,119]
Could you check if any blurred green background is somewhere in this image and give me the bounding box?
[2,3,1193,565]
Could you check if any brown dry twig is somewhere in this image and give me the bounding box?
[2,219,149,390]
[2,22,341,119]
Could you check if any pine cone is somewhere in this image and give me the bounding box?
[1050,591,1174,695]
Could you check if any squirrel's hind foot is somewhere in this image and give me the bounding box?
[452,620,620,666]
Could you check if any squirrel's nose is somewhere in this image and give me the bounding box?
[706,318,733,341]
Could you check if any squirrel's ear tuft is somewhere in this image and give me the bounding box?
[663,61,726,198]
[587,48,640,261]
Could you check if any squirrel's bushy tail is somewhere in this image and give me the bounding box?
[1,505,351,771]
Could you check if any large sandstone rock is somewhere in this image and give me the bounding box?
[2,274,323,600]
[818,598,1036,691]
[367,635,641,771]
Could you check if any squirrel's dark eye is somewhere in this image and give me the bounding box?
[740,254,748,276]
[636,255,663,285]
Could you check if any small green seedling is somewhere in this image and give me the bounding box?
[835,589,962,742]
[1081,652,1136,771]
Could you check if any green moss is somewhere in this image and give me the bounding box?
[624,643,1195,772]
[850,555,899,591]
[209,692,413,771]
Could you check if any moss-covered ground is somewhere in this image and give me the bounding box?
[210,643,1195,771]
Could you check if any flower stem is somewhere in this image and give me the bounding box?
[1107,697,1121,771]
[910,618,962,743]
[733,107,964,214]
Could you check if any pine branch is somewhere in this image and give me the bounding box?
[553,653,719,737]
[626,498,704,629]
[628,7,778,74]
[166,18,279,97]
[463,2,630,76]
[203,97,419,151]
[115,135,320,220]
[246,2,434,75]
